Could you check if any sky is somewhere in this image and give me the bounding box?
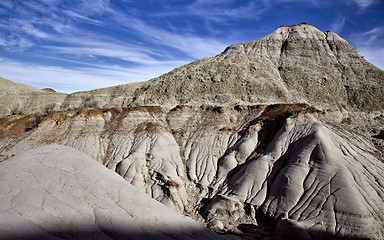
[0,0,383,93]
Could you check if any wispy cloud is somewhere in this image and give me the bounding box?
[330,18,346,33]
[18,21,50,39]
[63,10,102,24]
[356,47,384,70]
[353,0,377,9]
[0,38,6,46]
[352,27,384,70]
[187,0,263,22]
[0,58,185,93]
[0,0,13,9]
[112,14,229,59]
[3,36,34,51]
[77,0,112,15]
[44,41,186,66]
[361,26,384,42]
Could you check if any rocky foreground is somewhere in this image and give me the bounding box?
[0,144,238,240]
[0,24,383,239]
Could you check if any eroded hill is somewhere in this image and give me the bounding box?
[0,104,383,239]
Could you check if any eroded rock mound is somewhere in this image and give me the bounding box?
[205,115,384,239]
[0,144,237,240]
[0,105,382,239]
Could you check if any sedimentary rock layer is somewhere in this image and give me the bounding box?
[0,104,382,239]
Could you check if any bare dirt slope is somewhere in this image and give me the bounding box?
[0,77,66,117]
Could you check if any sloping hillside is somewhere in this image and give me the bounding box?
[0,104,383,239]
[0,144,237,240]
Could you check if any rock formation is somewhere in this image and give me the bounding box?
[0,145,237,240]
[0,77,66,117]
[0,23,383,239]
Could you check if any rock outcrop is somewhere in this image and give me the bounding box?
[0,144,237,240]
[0,104,383,239]
[0,77,66,117]
[123,24,383,112]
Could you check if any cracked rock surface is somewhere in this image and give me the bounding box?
[0,104,383,239]
[0,144,238,240]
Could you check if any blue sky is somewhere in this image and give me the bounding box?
[0,0,383,93]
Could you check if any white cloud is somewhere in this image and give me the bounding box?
[188,0,263,22]
[361,26,384,41]
[114,15,229,59]
[330,18,346,33]
[78,0,111,15]
[0,0,14,9]
[46,45,154,64]
[19,22,50,39]
[351,26,384,70]
[63,10,102,24]
[4,19,50,39]
[0,58,186,93]
[356,47,384,70]
[353,0,377,8]
[6,36,34,50]
[41,34,188,65]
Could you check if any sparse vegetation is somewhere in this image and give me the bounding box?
[10,106,24,115]
[26,103,57,131]
[60,102,70,111]
[43,103,56,115]
[81,95,98,109]
[26,111,45,131]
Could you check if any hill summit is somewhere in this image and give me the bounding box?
[91,23,383,111]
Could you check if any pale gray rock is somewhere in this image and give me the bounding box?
[205,115,384,239]
[0,104,382,239]
[0,77,66,117]
[0,144,237,240]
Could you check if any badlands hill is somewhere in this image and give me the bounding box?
[0,77,66,117]
[1,23,383,116]
[0,145,236,240]
[0,23,383,240]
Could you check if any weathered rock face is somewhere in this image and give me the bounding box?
[0,104,383,239]
[0,77,66,117]
[205,115,384,239]
[0,144,237,240]
[87,24,383,112]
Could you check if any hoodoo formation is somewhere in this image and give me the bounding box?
[0,24,383,240]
